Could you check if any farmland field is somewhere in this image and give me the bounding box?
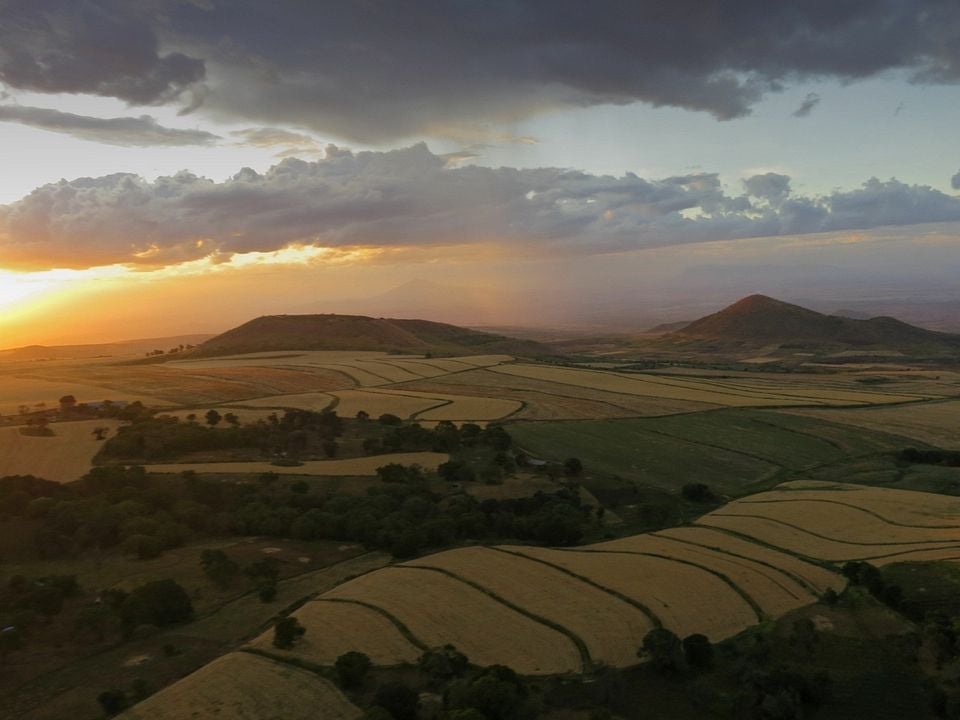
[785,399,960,449]
[489,363,929,407]
[698,481,960,563]
[143,451,449,476]
[249,599,422,666]
[325,565,583,674]
[508,410,909,495]
[0,419,121,482]
[118,651,361,720]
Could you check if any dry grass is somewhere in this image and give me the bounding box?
[329,389,446,418]
[119,652,361,720]
[396,369,719,419]
[244,392,335,411]
[26,364,353,405]
[144,451,449,476]
[509,546,758,642]
[324,566,581,674]
[653,526,842,594]
[785,400,960,449]
[489,364,926,407]
[407,547,655,667]
[0,375,167,415]
[0,419,121,482]
[248,599,421,666]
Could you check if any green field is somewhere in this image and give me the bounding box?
[508,409,911,497]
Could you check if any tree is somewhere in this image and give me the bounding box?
[640,628,684,672]
[119,579,193,632]
[563,457,583,477]
[204,409,222,427]
[379,413,402,426]
[59,395,77,413]
[273,617,306,649]
[335,651,372,688]
[92,426,110,441]
[224,412,241,427]
[681,483,716,503]
[356,410,370,422]
[258,580,277,602]
[200,549,240,588]
[682,633,713,670]
[97,689,129,716]
[373,682,419,720]
[419,645,469,679]
[323,439,339,458]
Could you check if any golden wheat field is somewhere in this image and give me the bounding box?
[249,599,422,666]
[118,651,361,720]
[746,480,960,526]
[698,483,960,562]
[510,546,759,642]
[144,451,449,476]
[651,526,841,595]
[0,419,121,482]
[590,534,818,618]
[325,565,582,674]
[785,400,960,449]
[405,546,657,668]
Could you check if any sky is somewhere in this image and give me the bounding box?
[1,1,960,345]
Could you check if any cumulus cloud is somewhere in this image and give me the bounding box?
[744,173,792,207]
[792,93,821,118]
[3,2,960,140]
[952,170,960,190]
[0,105,219,146]
[0,0,204,105]
[2,144,960,271]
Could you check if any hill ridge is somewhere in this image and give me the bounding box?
[668,294,960,352]
[190,313,552,357]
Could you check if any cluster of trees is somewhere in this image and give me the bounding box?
[201,549,281,601]
[100,408,345,462]
[2,574,192,662]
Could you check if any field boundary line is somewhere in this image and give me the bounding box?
[554,548,764,622]
[489,546,663,629]
[403,563,592,672]
[707,511,960,548]
[736,497,960,530]
[317,597,430,652]
[633,536,810,601]
[649,530,829,595]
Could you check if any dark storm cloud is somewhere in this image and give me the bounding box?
[0,0,204,105]
[792,93,822,118]
[0,105,219,146]
[2,144,959,270]
[2,1,960,140]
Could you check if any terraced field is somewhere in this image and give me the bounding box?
[264,517,837,672]
[118,652,361,720]
[698,480,960,564]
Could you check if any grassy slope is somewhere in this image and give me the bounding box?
[508,409,909,496]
